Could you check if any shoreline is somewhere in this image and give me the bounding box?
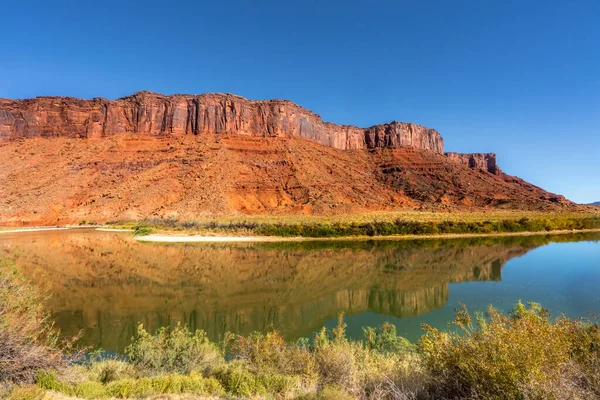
[1,226,599,242]
[0,227,73,234]
[135,228,600,243]
[0,226,133,234]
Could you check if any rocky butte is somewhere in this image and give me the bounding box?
[0,91,446,152]
[0,91,573,225]
[0,91,502,172]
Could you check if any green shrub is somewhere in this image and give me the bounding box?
[87,359,136,383]
[229,330,316,378]
[20,299,600,399]
[123,214,600,238]
[363,322,414,354]
[104,378,149,397]
[125,323,222,375]
[259,372,301,395]
[0,258,65,384]
[36,370,75,395]
[74,380,106,399]
[4,386,46,400]
[133,224,153,236]
[419,302,579,398]
[209,364,267,396]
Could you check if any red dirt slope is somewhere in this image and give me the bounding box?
[0,134,573,226]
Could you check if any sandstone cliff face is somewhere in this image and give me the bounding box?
[445,152,500,175]
[0,91,444,153]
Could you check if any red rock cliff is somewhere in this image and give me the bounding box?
[445,152,500,175]
[0,91,444,153]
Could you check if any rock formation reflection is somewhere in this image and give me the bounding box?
[3,230,595,352]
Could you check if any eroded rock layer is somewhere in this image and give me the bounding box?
[0,135,576,225]
[445,152,500,175]
[0,91,443,152]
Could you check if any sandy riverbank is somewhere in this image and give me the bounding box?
[0,226,133,234]
[0,227,72,234]
[1,226,598,242]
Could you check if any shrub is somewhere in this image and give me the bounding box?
[229,330,316,378]
[0,258,66,384]
[315,343,358,390]
[419,302,580,398]
[87,359,136,383]
[259,372,302,396]
[209,363,268,397]
[122,213,600,238]
[19,299,600,399]
[74,380,106,399]
[133,224,152,236]
[320,384,358,399]
[36,370,75,395]
[363,322,414,354]
[38,371,224,399]
[4,385,46,400]
[125,323,223,375]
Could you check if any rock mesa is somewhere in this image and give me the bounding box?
[0,91,444,153]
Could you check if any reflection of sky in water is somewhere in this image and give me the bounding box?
[323,240,600,342]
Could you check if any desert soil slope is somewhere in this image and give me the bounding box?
[0,91,576,226]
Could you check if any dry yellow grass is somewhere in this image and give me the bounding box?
[189,209,599,225]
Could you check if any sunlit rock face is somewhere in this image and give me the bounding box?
[1,229,545,351]
[0,91,444,153]
[445,152,500,175]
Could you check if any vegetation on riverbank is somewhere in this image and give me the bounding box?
[119,211,600,238]
[2,255,600,399]
[0,258,68,385]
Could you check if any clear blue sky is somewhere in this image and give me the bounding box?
[1,1,598,203]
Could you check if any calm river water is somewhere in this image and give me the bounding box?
[1,229,599,352]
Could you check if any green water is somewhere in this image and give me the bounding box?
[1,229,598,352]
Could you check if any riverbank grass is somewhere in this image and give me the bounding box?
[116,210,600,238]
[4,302,600,399]
[3,245,600,399]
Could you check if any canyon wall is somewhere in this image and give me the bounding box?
[0,91,444,153]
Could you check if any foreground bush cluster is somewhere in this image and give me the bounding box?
[4,304,600,399]
[0,258,66,385]
[130,215,600,237]
[2,255,600,399]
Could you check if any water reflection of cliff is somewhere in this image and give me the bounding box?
[3,230,593,352]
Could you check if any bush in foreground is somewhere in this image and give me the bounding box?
[420,302,600,398]
[2,257,600,399]
[27,302,600,399]
[0,258,67,385]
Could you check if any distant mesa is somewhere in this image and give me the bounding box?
[0,91,495,173]
[590,202,600,206]
[0,91,579,225]
[0,91,444,153]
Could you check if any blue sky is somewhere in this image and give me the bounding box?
[1,1,598,203]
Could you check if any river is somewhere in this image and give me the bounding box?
[1,229,598,352]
